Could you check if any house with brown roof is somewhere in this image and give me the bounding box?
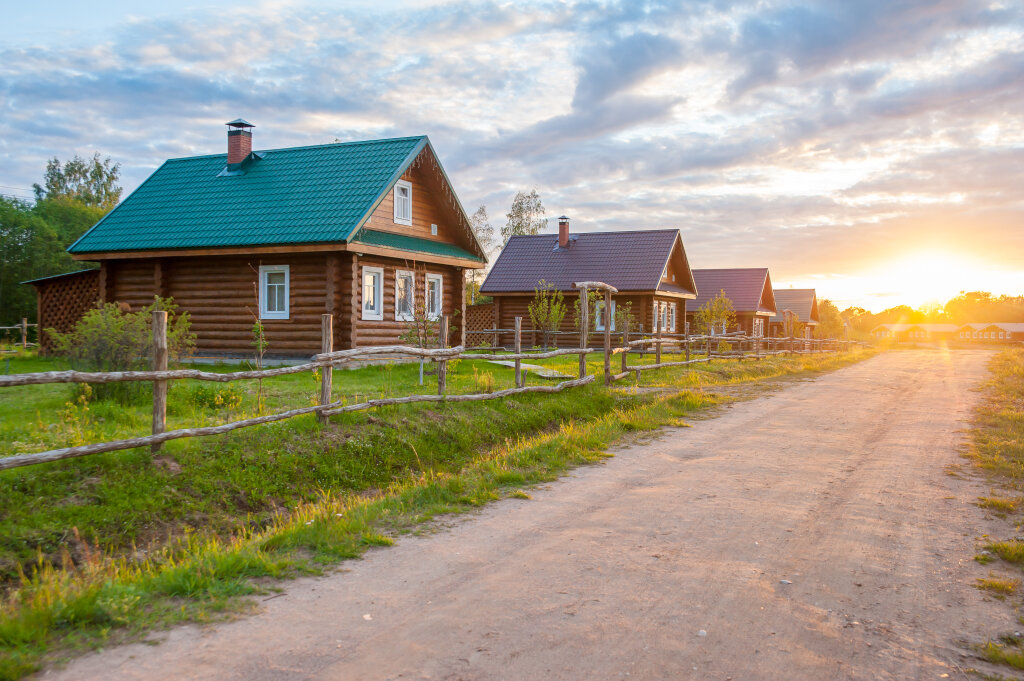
[871,323,960,342]
[768,288,819,338]
[478,219,697,346]
[31,121,487,357]
[956,323,1024,342]
[686,268,777,336]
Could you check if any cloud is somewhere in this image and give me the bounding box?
[0,0,1022,309]
[572,31,684,107]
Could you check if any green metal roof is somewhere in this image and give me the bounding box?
[69,136,430,254]
[353,229,484,262]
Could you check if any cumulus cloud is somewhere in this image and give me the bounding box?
[1,0,1022,307]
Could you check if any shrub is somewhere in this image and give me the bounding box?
[186,383,243,411]
[49,296,195,403]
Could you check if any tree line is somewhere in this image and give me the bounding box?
[842,291,1024,333]
[0,155,122,327]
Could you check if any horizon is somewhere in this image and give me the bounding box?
[2,0,1022,312]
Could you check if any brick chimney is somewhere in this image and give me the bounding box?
[558,215,570,248]
[226,119,254,166]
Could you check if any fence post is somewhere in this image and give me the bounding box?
[438,315,449,396]
[319,314,333,425]
[621,325,629,374]
[514,316,523,388]
[685,329,690,362]
[655,306,662,365]
[492,323,498,350]
[578,287,589,379]
[603,290,612,386]
[21,318,28,349]
[151,310,168,453]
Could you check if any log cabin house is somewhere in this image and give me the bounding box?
[40,121,487,357]
[957,323,1024,342]
[477,220,697,346]
[870,323,959,342]
[768,288,819,338]
[686,268,777,336]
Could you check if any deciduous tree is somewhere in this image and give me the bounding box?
[33,153,122,209]
[502,189,547,242]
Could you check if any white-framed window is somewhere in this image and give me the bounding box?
[395,270,414,321]
[753,317,764,338]
[595,299,616,331]
[1000,331,1006,339]
[258,265,289,320]
[425,273,443,320]
[664,302,677,333]
[362,266,384,321]
[394,180,412,226]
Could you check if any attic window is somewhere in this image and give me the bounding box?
[394,180,412,226]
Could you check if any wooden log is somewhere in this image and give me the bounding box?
[462,348,595,361]
[514,317,522,388]
[0,372,597,472]
[324,375,595,416]
[621,325,629,374]
[319,314,333,425]
[151,311,168,453]
[573,281,619,294]
[578,286,588,379]
[438,315,448,396]
[632,357,713,372]
[655,307,662,365]
[685,329,691,362]
[21,318,28,349]
[603,290,612,386]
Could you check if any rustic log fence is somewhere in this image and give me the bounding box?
[1,281,856,471]
[0,318,38,349]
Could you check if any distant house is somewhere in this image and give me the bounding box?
[768,288,819,338]
[34,121,488,357]
[478,220,697,345]
[956,323,1024,342]
[870,323,959,342]
[686,268,777,336]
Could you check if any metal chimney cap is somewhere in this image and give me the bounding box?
[226,118,255,128]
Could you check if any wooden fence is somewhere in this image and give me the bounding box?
[0,318,38,349]
[0,281,854,472]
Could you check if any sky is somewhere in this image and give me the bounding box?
[1,0,1022,311]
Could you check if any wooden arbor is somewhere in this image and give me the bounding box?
[574,281,618,386]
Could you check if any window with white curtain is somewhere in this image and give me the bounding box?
[394,180,412,225]
[425,273,443,320]
[259,265,289,320]
[362,266,383,320]
[395,270,414,321]
[595,299,616,331]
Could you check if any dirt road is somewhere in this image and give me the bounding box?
[44,349,1013,681]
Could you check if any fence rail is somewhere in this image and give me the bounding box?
[0,318,38,349]
[0,281,857,472]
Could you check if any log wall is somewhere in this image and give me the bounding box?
[489,292,688,347]
[97,252,465,357]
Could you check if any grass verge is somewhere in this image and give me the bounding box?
[0,348,870,679]
[965,348,1024,671]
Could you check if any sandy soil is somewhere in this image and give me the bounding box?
[41,348,1017,681]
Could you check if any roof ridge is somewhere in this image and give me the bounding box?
[164,135,429,162]
[508,228,680,239]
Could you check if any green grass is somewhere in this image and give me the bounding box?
[0,346,871,679]
[976,576,1020,597]
[966,348,1024,672]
